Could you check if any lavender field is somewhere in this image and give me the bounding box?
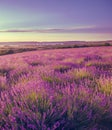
[0,47,112,130]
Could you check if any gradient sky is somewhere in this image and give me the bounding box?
[0,0,112,42]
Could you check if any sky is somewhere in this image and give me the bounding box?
[0,0,112,42]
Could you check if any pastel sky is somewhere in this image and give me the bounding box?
[0,0,112,42]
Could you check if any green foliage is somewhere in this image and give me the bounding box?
[4,104,13,116]
[98,78,112,95]
[70,68,92,80]
[42,75,62,84]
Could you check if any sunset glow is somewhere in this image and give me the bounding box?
[0,0,112,42]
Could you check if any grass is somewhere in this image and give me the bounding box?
[98,77,112,95]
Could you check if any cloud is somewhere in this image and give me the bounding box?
[0,26,112,33]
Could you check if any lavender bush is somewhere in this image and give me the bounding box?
[0,47,112,130]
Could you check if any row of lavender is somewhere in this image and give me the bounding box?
[0,47,112,130]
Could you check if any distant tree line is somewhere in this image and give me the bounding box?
[104,43,110,46]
